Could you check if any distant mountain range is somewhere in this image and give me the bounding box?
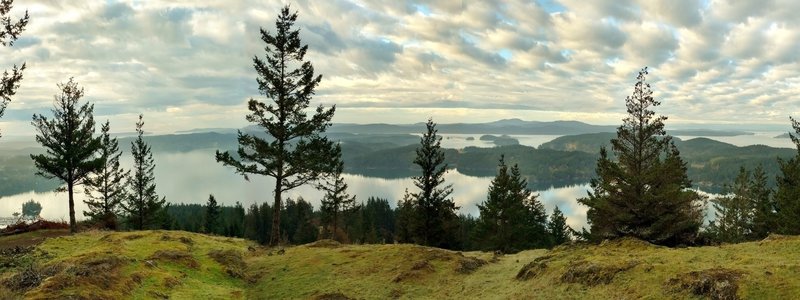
[234,119,753,136]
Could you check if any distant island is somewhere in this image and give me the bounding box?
[775,132,792,139]
[479,134,520,146]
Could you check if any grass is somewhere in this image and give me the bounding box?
[3,231,800,299]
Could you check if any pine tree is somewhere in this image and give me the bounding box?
[215,5,340,246]
[775,117,800,235]
[31,79,103,233]
[749,165,774,239]
[409,119,458,248]
[21,199,41,220]
[205,194,221,234]
[83,120,129,230]
[548,206,572,246]
[577,68,704,246]
[395,190,415,243]
[707,167,753,243]
[475,156,548,253]
[318,159,355,240]
[122,114,166,230]
[0,0,28,139]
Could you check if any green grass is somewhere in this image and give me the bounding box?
[3,231,800,299]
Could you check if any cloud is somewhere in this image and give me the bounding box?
[0,0,797,136]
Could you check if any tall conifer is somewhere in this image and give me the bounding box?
[578,68,703,246]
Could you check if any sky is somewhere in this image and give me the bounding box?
[0,0,799,135]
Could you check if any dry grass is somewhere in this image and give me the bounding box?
[4,230,800,299]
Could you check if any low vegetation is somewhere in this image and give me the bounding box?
[3,230,800,299]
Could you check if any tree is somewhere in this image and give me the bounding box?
[749,165,774,239]
[121,114,166,230]
[215,5,339,246]
[409,119,458,248]
[706,167,753,243]
[318,159,356,240]
[0,0,28,139]
[548,206,572,246]
[21,199,41,220]
[83,120,129,230]
[475,156,548,253]
[577,68,704,246]
[775,117,800,235]
[205,194,221,234]
[395,190,415,243]
[31,79,103,233]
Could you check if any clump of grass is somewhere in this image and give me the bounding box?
[208,249,246,279]
[148,250,199,269]
[667,268,745,300]
[455,256,487,274]
[560,259,639,286]
[516,255,553,280]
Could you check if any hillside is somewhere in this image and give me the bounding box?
[2,230,800,299]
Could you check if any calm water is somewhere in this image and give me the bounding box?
[675,131,794,149]
[0,149,594,230]
[437,134,563,149]
[3,129,771,231]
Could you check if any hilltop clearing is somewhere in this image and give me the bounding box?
[1,230,799,299]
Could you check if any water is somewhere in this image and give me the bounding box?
[435,134,564,149]
[675,131,794,148]
[0,149,594,230]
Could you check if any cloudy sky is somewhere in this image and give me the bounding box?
[0,0,798,135]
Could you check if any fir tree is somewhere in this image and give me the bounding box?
[21,199,41,220]
[577,68,704,246]
[707,167,753,243]
[749,165,774,239]
[122,114,166,230]
[475,156,548,253]
[83,120,129,230]
[548,206,572,246]
[318,159,355,240]
[409,119,458,248]
[775,117,800,235]
[395,190,415,243]
[0,0,28,139]
[31,79,103,233]
[215,5,339,246]
[205,194,221,234]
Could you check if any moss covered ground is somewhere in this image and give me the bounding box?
[2,230,800,299]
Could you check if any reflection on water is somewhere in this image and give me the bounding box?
[0,150,596,229]
[675,131,794,149]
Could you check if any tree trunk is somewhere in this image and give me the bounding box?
[332,210,338,240]
[270,177,283,246]
[68,182,76,234]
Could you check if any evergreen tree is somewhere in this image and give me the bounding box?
[707,167,753,243]
[0,0,28,139]
[121,114,166,230]
[83,120,129,230]
[409,119,458,248]
[475,156,548,253]
[21,199,41,220]
[31,79,103,233]
[548,206,572,246]
[243,203,262,242]
[318,159,355,240]
[577,68,704,246]
[205,194,221,234]
[395,190,415,243]
[775,117,800,234]
[749,165,774,239]
[215,5,339,246]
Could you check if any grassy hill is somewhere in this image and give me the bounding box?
[2,230,800,299]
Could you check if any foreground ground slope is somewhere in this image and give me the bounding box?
[1,230,799,299]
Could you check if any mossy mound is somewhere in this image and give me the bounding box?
[3,232,800,299]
